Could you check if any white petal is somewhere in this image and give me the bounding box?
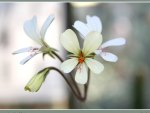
[100,52,118,62]
[60,58,78,73]
[73,21,90,38]
[60,29,80,55]
[12,47,32,54]
[23,16,42,45]
[82,32,102,56]
[101,38,126,48]
[20,53,38,65]
[94,50,102,55]
[86,15,102,33]
[40,15,54,39]
[75,63,88,84]
[85,58,104,74]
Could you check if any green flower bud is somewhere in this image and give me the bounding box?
[25,68,49,92]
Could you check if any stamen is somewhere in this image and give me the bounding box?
[30,47,40,54]
[78,52,85,63]
[99,47,107,56]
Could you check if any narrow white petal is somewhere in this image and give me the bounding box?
[12,47,32,54]
[86,15,102,33]
[60,58,78,73]
[60,29,80,55]
[85,58,104,74]
[75,63,88,84]
[23,16,42,45]
[73,21,90,38]
[20,53,38,65]
[94,50,102,55]
[82,31,102,56]
[40,15,54,39]
[101,38,126,48]
[100,52,118,62]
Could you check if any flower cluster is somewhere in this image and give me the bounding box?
[60,15,126,84]
[13,15,126,101]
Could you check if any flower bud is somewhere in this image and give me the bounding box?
[25,68,49,92]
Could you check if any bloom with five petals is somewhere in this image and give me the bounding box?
[13,15,56,64]
[60,29,104,84]
[73,15,126,62]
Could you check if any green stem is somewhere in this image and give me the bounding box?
[48,67,85,101]
[70,73,81,97]
[52,51,81,97]
[52,51,63,62]
[48,51,89,101]
[83,69,90,101]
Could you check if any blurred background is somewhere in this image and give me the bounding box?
[0,2,150,109]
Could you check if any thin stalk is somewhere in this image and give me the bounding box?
[75,69,90,102]
[48,51,89,101]
[52,51,63,62]
[70,73,81,97]
[84,69,90,101]
[52,51,81,96]
[48,67,84,101]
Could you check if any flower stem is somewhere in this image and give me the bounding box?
[48,51,89,101]
[70,73,81,97]
[84,69,90,101]
[47,67,85,101]
[52,51,63,62]
[52,51,81,96]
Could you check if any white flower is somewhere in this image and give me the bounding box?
[13,15,54,64]
[60,29,104,84]
[73,15,126,62]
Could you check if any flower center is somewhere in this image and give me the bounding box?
[78,52,85,63]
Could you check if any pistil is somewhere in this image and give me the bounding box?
[78,52,85,63]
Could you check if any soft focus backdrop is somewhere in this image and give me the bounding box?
[0,2,150,109]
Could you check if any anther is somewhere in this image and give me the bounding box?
[78,52,85,63]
